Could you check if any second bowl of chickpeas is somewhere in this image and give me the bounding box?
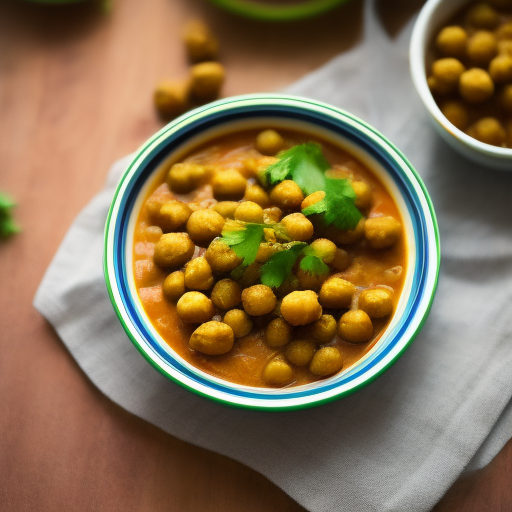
[411,0,512,169]
[104,94,440,410]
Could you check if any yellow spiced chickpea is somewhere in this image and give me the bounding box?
[213,201,239,219]
[153,233,195,269]
[459,68,495,103]
[211,170,247,200]
[190,62,225,102]
[338,310,373,343]
[158,200,192,232]
[310,347,343,376]
[182,20,219,63]
[265,317,293,348]
[205,238,242,273]
[263,206,283,224]
[436,26,468,58]
[358,288,393,318]
[364,216,401,249]
[301,190,325,210]
[466,3,499,30]
[489,55,512,84]
[352,181,372,210]
[330,248,351,271]
[270,180,304,211]
[280,290,322,326]
[244,184,270,208]
[186,209,225,246]
[262,358,294,386]
[256,129,285,156]
[309,314,337,344]
[310,238,337,263]
[176,291,214,323]
[500,85,512,113]
[189,321,234,355]
[318,277,355,309]
[162,270,186,302]
[285,339,316,367]
[211,279,242,309]
[297,267,328,291]
[241,285,276,316]
[167,162,207,194]
[154,80,190,118]
[466,117,507,146]
[223,309,253,338]
[440,101,470,131]
[280,213,314,242]
[467,31,498,66]
[184,256,214,291]
[432,58,466,92]
[234,201,264,223]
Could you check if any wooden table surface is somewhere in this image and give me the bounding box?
[1,0,511,510]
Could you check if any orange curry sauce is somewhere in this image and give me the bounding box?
[132,129,407,388]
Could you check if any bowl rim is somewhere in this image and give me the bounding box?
[104,93,440,411]
[409,0,512,161]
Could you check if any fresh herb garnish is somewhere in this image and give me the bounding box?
[260,243,305,288]
[0,192,21,240]
[299,246,330,277]
[221,221,266,266]
[264,143,329,196]
[302,178,362,231]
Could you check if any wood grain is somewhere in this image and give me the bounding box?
[0,0,510,510]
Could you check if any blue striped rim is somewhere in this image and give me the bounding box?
[109,101,431,402]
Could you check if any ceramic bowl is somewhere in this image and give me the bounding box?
[104,94,440,411]
[410,0,512,170]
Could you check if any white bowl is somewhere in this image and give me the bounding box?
[410,0,512,170]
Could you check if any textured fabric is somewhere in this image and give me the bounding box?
[34,2,512,511]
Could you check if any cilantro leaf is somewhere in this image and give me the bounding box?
[265,143,329,196]
[0,192,20,240]
[300,254,329,277]
[221,222,265,266]
[260,243,305,289]
[302,178,362,231]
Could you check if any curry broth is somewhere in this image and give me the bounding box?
[133,129,407,388]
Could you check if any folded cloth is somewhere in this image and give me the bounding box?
[34,1,512,511]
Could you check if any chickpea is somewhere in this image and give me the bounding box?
[241,285,276,316]
[489,55,512,83]
[186,209,225,246]
[297,267,328,291]
[364,216,401,249]
[182,20,219,63]
[310,347,343,376]
[359,288,393,319]
[352,181,372,210]
[432,58,466,92]
[211,170,247,200]
[154,80,190,118]
[234,201,264,223]
[309,314,337,344]
[265,317,292,348]
[338,310,373,343]
[157,200,192,232]
[440,100,470,130]
[427,75,453,95]
[256,242,280,263]
[467,31,498,66]
[211,278,242,309]
[498,39,512,57]
[255,129,285,156]
[500,84,512,113]
[244,184,270,208]
[205,238,242,273]
[310,238,337,263]
[263,206,283,224]
[285,339,316,367]
[262,358,294,386]
[466,3,499,30]
[436,26,468,58]
[326,218,366,245]
[189,321,234,355]
[281,213,314,242]
[153,232,195,269]
[213,201,239,219]
[234,262,262,287]
[167,162,207,194]
[223,309,252,338]
[459,68,495,103]
[176,291,214,323]
[496,22,512,40]
[184,256,214,291]
[162,270,185,301]
[318,277,355,309]
[281,290,322,326]
[270,180,304,211]
[145,196,168,223]
[301,190,325,210]
[467,117,506,146]
[331,248,351,271]
[190,62,225,103]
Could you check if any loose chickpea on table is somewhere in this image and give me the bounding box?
[428,1,512,147]
[133,128,406,388]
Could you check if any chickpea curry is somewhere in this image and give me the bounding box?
[427,1,512,147]
[133,128,406,388]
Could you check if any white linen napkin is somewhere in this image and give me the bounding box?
[34,1,512,511]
